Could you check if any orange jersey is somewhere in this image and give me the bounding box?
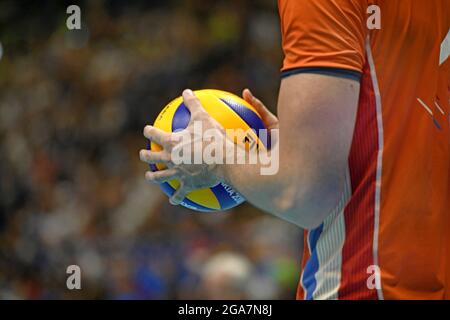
[279,0,450,299]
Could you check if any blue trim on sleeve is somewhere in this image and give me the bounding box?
[281,67,361,81]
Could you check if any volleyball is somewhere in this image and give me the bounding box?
[148,89,268,212]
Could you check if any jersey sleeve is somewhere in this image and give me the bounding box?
[279,0,367,79]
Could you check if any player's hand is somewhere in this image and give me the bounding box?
[242,88,279,131]
[139,88,277,206]
[140,89,227,205]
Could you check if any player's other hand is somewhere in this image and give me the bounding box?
[242,88,279,147]
[242,88,279,131]
[139,89,226,205]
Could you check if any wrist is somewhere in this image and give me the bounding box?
[214,137,234,184]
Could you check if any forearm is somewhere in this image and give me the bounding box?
[217,74,359,229]
[216,139,287,216]
[216,150,299,225]
[216,140,346,229]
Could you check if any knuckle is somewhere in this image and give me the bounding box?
[154,173,166,182]
[151,153,161,162]
[144,151,153,161]
[168,137,177,148]
[185,96,197,104]
[163,136,173,147]
[171,138,183,149]
[145,172,156,182]
[146,171,165,183]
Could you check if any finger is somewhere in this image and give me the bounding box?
[243,88,263,107]
[242,88,278,128]
[242,88,254,105]
[182,89,206,117]
[169,182,189,205]
[139,149,170,164]
[242,88,269,115]
[145,168,179,184]
[143,125,171,147]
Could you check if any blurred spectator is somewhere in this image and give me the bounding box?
[0,0,302,299]
[200,251,253,299]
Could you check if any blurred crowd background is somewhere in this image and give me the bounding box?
[0,0,302,299]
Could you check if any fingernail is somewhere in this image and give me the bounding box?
[184,89,193,96]
[144,125,152,133]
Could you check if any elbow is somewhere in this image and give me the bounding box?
[277,201,326,230]
[273,177,345,230]
[284,207,326,230]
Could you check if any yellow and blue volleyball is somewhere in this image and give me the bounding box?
[148,89,268,212]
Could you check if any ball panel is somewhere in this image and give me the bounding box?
[194,91,251,132]
[150,96,183,154]
[154,96,184,131]
[219,98,266,131]
[205,90,269,148]
[202,89,260,115]
[210,183,245,211]
[220,98,270,149]
[172,102,190,132]
[167,180,221,210]
[193,91,265,152]
[160,182,216,212]
[149,163,158,172]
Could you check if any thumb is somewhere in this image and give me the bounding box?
[170,182,189,205]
